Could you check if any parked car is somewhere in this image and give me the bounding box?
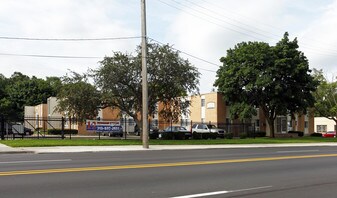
[5,124,34,136]
[162,126,192,139]
[134,124,159,136]
[191,123,225,137]
[23,127,34,135]
[102,125,124,137]
[322,131,336,138]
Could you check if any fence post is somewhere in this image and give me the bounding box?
[69,116,72,140]
[37,116,40,139]
[61,117,65,139]
[190,120,193,133]
[0,115,4,140]
[209,121,211,133]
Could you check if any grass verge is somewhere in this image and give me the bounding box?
[1,137,337,147]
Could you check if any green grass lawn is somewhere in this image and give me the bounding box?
[1,137,337,147]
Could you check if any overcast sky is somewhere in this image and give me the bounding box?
[1,0,337,93]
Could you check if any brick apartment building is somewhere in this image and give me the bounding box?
[25,93,314,136]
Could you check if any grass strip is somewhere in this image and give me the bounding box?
[1,137,337,147]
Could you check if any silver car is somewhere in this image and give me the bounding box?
[191,124,225,137]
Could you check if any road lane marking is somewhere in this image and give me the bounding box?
[1,154,337,176]
[276,150,319,154]
[0,159,72,164]
[170,186,272,198]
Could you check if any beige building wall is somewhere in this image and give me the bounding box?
[315,117,336,132]
[47,97,62,117]
[189,92,228,124]
[190,94,202,122]
[24,106,35,117]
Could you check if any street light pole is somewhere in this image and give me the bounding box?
[141,0,149,148]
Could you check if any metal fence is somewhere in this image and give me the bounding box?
[1,115,258,140]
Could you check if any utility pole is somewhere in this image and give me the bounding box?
[141,0,149,148]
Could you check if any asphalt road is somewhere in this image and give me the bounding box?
[1,146,337,198]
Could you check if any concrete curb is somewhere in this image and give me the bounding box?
[2,142,337,154]
[14,142,337,154]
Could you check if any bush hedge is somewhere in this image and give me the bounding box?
[310,132,322,137]
[255,131,266,137]
[288,130,304,137]
[48,129,78,135]
[160,132,187,140]
[192,132,218,140]
[149,131,159,139]
[224,132,233,139]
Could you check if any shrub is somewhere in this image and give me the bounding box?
[239,134,247,139]
[149,131,159,139]
[310,132,322,137]
[252,131,266,137]
[160,132,187,140]
[192,132,217,140]
[288,131,304,137]
[192,132,202,139]
[174,132,187,140]
[224,132,233,139]
[161,132,174,140]
[48,129,78,135]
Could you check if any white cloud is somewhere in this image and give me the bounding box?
[0,0,139,79]
[1,0,337,91]
[164,0,337,92]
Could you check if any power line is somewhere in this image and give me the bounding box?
[170,0,279,42]
[0,36,141,41]
[157,0,268,41]
[0,52,101,59]
[148,37,220,68]
[159,0,337,57]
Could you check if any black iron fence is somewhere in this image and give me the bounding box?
[0,115,259,140]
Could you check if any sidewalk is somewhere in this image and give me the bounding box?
[2,142,337,154]
[0,143,34,154]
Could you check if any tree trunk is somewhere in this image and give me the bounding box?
[266,117,275,138]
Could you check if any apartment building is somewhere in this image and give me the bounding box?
[25,93,314,136]
[188,92,314,136]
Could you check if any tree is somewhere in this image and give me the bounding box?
[55,72,101,122]
[93,43,200,130]
[0,74,8,116]
[0,72,61,120]
[214,33,318,137]
[4,72,59,120]
[46,76,62,96]
[313,69,337,130]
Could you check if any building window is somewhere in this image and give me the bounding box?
[316,125,327,133]
[128,118,134,126]
[206,102,215,109]
[201,99,205,107]
[256,119,260,127]
[304,121,308,128]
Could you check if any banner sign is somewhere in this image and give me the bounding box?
[86,120,121,132]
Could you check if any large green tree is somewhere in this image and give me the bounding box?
[214,33,318,137]
[0,72,61,120]
[313,69,337,130]
[55,72,101,122]
[93,43,200,129]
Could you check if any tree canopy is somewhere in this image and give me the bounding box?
[312,69,337,128]
[0,72,61,120]
[93,42,200,127]
[55,72,101,123]
[214,32,318,137]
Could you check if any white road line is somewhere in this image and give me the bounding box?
[0,159,72,164]
[276,150,319,154]
[170,186,272,198]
